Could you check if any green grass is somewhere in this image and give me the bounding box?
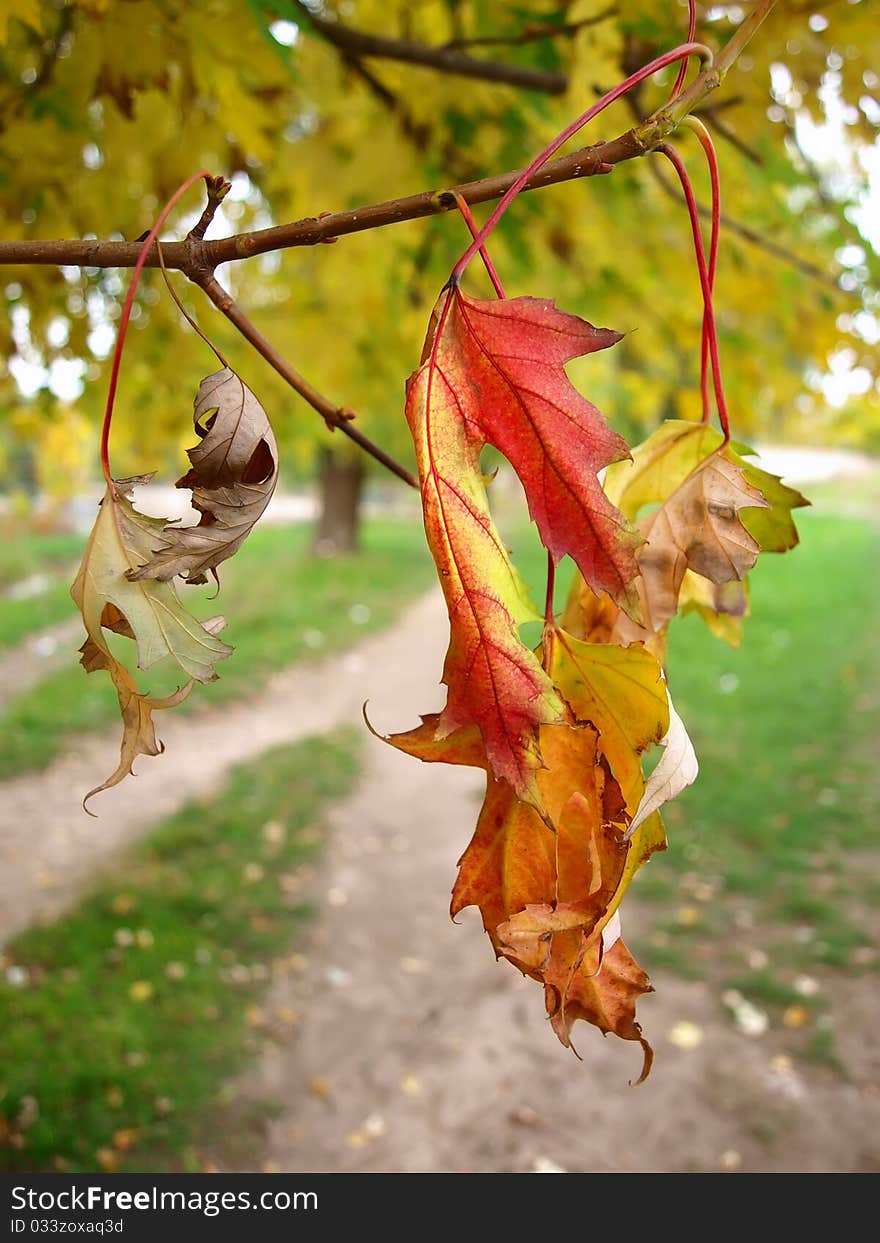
[0,518,431,779]
[0,728,362,1173]
[0,526,84,591]
[627,510,879,990]
[0,524,83,650]
[0,583,77,651]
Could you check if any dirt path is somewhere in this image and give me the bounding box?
[224,726,880,1174]
[3,572,877,1172]
[0,592,448,945]
[0,616,81,703]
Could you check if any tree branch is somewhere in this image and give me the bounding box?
[0,6,778,274]
[0,141,620,270]
[0,2,782,490]
[292,1,569,95]
[193,271,417,489]
[441,8,619,51]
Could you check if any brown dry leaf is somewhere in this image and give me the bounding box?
[128,367,277,585]
[630,448,768,636]
[678,571,751,647]
[71,478,232,808]
[543,935,654,1079]
[492,763,653,1079]
[495,792,630,968]
[566,447,769,648]
[595,421,804,647]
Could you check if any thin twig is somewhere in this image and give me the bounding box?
[187,175,232,241]
[442,8,618,50]
[292,0,569,95]
[156,242,228,368]
[194,272,418,489]
[544,552,556,627]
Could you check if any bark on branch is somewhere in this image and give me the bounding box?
[0,137,632,271]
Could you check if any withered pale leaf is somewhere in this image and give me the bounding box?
[77,636,193,809]
[71,480,232,806]
[625,691,698,842]
[678,570,750,647]
[603,419,721,520]
[602,421,806,644]
[602,909,622,952]
[128,368,277,585]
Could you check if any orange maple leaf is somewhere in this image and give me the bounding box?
[383,712,654,1075]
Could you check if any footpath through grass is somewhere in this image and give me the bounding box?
[0,518,431,779]
[0,728,362,1173]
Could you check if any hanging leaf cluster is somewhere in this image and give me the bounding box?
[377,285,807,1079]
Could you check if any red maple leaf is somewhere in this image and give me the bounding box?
[404,285,640,802]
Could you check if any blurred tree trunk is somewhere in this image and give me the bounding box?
[312,446,365,556]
